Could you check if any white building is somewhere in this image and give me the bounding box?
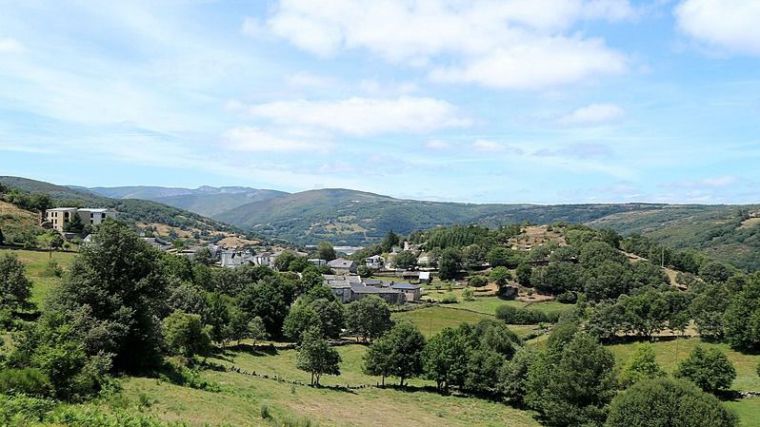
[45,207,117,232]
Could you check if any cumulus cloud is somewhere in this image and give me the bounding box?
[676,0,760,55]
[222,127,328,152]
[259,0,633,89]
[247,96,471,136]
[558,103,625,125]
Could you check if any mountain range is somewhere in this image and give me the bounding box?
[84,184,760,270]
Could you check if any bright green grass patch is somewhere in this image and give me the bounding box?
[607,338,760,392]
[392,306,492,338]
[724,397,760,426]
[0,248,76,306]
[113,370,541,427]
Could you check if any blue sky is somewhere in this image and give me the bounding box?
[1,0,759,204]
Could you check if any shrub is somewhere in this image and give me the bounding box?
[0,368,52,397]
[41,260,62,278]
[462,288,474,301]
[495,305,558,324]
[467,275,488,288]
[440,294,458,304]
[556,291,577,304]
[675,346,736,393]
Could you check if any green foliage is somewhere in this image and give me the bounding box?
[619,344,665,386]
[363,321,425,386]
[723,273,760,352]
[437,248,461,280]
[606,378,737,427]
[461,288,474,301]
[394,250,417,269]
[489,266,512,287]
[675,346,736,393]
[381,230,400,252]
[162,310,212,358]
[345,296,393,343]
[495,305,559,325]
[440,293,458,304]
[296,327,341,386]
[0,368,52,397]
[499,347,537,406]
[529,333,617,427]
[238,275,296,339]
[284,297,344,342]
[423,327,469,392]
[317,241,337,261]
[0,253,32,310]
[467,275,488,288]
[487,246,522,268]
[515,262,532,286]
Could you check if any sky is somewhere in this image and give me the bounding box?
[0,0,759,204]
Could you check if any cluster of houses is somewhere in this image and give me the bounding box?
[323,274,421,304]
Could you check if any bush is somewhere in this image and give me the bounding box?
[41,260,63,278]
[440,294,458,304]
[556,291,577,304]
[495,305,558,324]
[467,275,488,288]
[0,368,52,397]
[675,346,736,393]
[462,288,474,301]
[0,394,56,426]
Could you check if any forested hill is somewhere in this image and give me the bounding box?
[0,176,240,237]
[83,182,760,271]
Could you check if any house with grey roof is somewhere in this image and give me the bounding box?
[390,282,422,302]
[327,257,357,274]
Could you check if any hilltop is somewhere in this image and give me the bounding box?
[85,183,760,270]
[0,176,257,247]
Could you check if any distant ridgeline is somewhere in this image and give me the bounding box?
[0,176,263,249]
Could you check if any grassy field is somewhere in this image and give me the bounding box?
[0,247,76,306]
[724,397,760,425]
[392,306,541,340]
[607,338,760,392]
[105,345,541,427]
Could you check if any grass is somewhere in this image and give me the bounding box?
[724,397,760,425]
[607,338,760,392]
[392,305,540,340]
[0,247,76,306]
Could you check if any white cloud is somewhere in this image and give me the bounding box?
[558,103,625,125]
[222,127,327,152]
[0,37,23,53]
[286,72,335,88]
[701,175,737,187]
[472,139,506,152]
[262,0,633,89]
[676,0,760,55]
[429,36,626,89]
[424,140,450,150]
[248,96,471,136]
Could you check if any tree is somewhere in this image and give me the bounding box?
[606,378,737,427]
[296,327,341,386]
[238,276,295,339]
[0,253,32,310]
[699,262,733,284]
[619,344,664,386]
[48,233,64,252]
[690,284,729,339]
[364,322,425,387]
[345,296,393,343]
[317,241,336,261]
[467,275,488,288]
[487,247,520,268]
[162,311,212,358]
[284,297,344,342]
[381,231,400,253]
[438,248,461,281]
[394,250,417,270]
[461,244,485,269]
[423,327,469,392]
[247,316,268,348]
[515,262,532,286]
[41,221,170,372]
[723,273,760,352]
[63,214,84,234]
[193,247,215,266]
[675,346,736,394]
[225,307,251,345]
[205,293,231,345]
[464,348,505,393]
[533,333,617,427]
[499,348,538,406]
[489,266,512,287]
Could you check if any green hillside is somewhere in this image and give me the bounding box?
[0,176,241,239]
[214,188,665,245]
